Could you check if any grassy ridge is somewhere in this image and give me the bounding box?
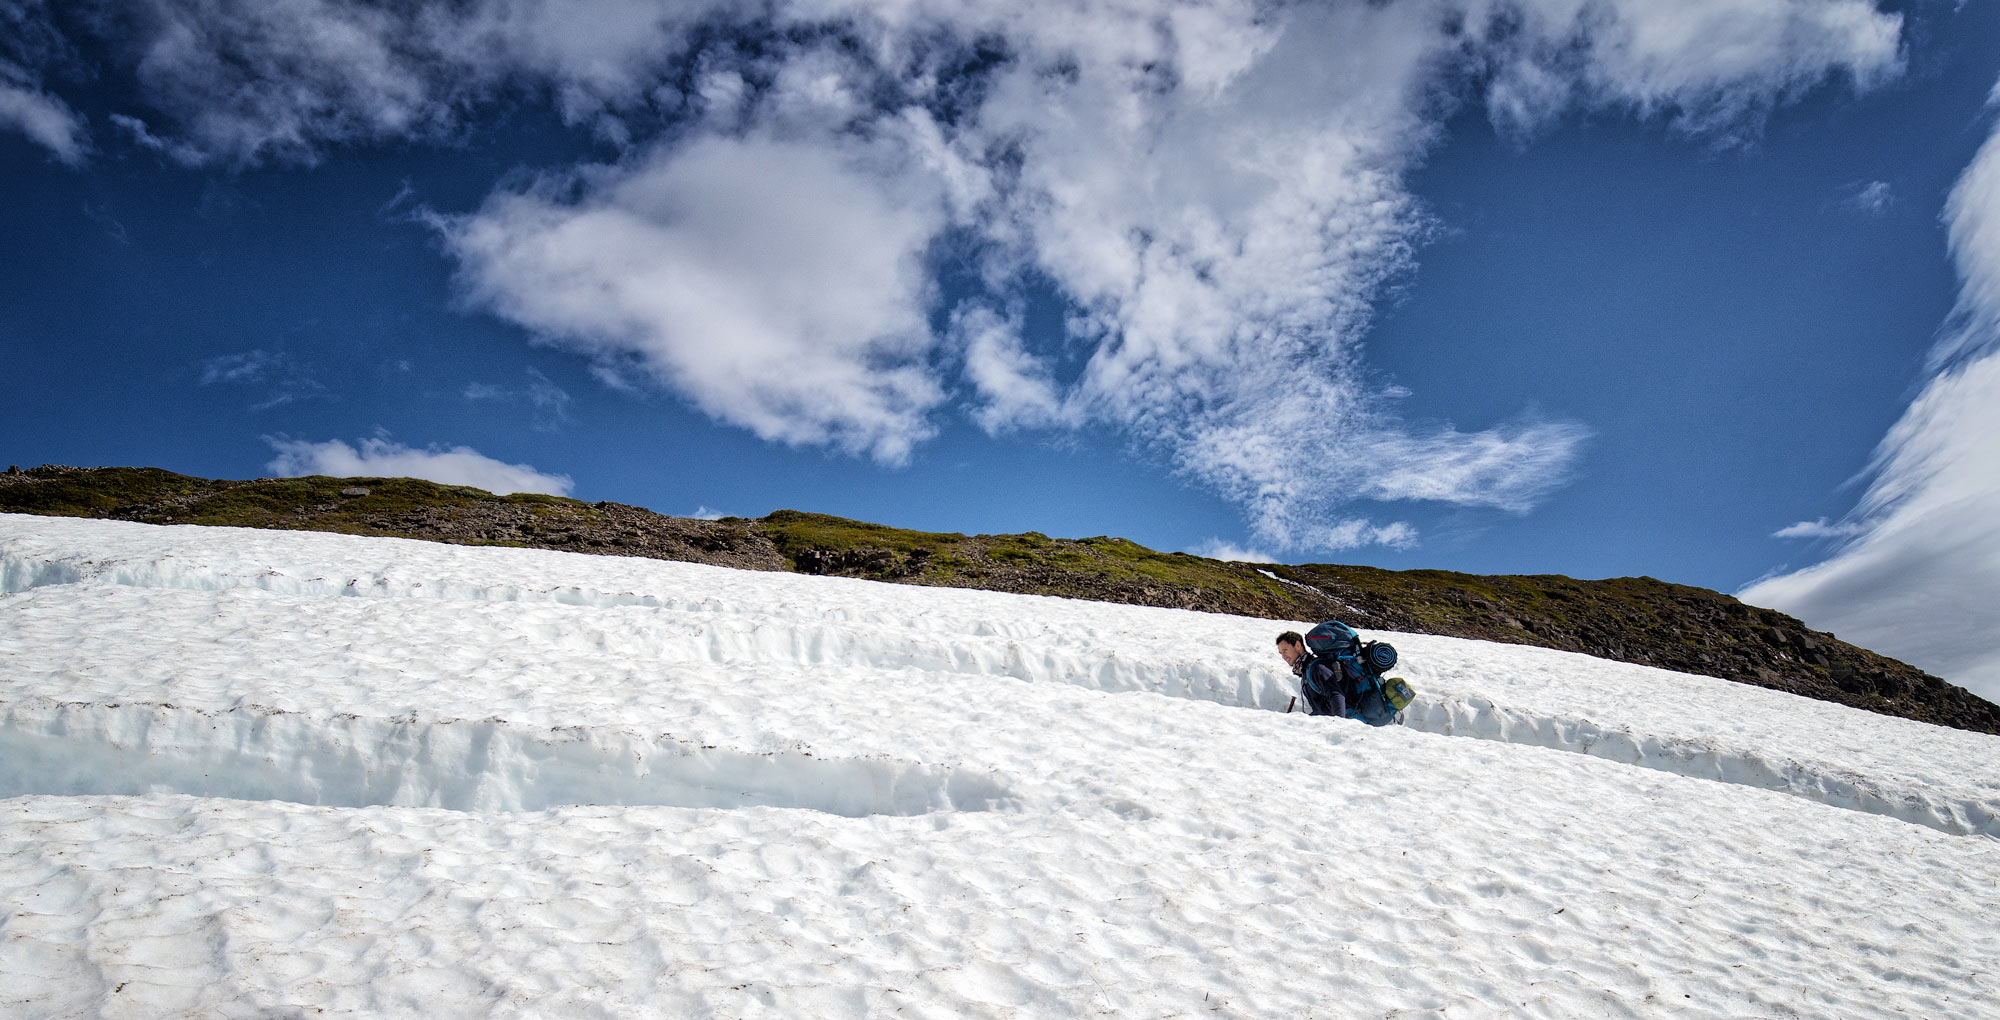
[6,464,1995,734]
[0,467,541,532]
[758,510,1307,613]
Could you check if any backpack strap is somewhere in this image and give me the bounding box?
[1300,654,1341,715]
[1300,654,1331,697]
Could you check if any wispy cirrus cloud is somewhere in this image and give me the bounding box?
[461,368,573,432]
[265,435,574,496]
[1743,91,2000,703]
[39,0,1907,551]
[1839,179,1895,216]
[198,349,327,410]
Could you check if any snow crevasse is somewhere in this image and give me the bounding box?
[0,699,1014,816]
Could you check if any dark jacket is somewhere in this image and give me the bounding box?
[1295,657,1345,718]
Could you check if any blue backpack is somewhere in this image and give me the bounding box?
[1302,621,1413,725]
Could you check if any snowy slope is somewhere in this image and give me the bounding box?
[2,514,1996,1019]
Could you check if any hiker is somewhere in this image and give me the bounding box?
[1276,626,1401,725]
[1277,630,1345,717]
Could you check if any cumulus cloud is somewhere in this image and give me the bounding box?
[94,0,738,167]
[0,72,87,163]
[114,0,447,166]
[1771,518,1867,540]
[1477,0,1903,141]
[1743,94,2000,703]
[265,436,575,496]
[1,1,88,164]
[954,303,1071,434]
[439,127,949,464]
[49,0,1909,551]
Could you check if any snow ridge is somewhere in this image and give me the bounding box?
[1403,697,1999,838]
[0,698,1011,816]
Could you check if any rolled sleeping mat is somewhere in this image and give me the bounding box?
[1365,641,1398,672]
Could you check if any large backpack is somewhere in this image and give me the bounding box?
[1301,621,1413,725]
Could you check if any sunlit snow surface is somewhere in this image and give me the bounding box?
[3,515,1996,1018]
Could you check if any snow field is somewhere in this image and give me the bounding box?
[3,515,1998,1018]
[5,515,1997,837]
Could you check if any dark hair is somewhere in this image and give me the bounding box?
[1276,630,1304,647]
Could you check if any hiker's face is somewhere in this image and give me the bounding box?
[1277,639,1303,666]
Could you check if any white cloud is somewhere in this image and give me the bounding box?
[1743,94,2000,704]
[1479,0,1903,141]
[954,303,1071,434]
[1189,539,1278,563]
[440,127,950,465]
[1324,518,1420,552]
[1772,518,1868,540]
[108,112,205,164]
[687,506,730,521]
[0,72,87,164]
[68,0,1908,551]
[1742,353,2000,702]
[102,0,728,167]
[265,436,575,496]
[790,0,1883,549]
[118,0,444,166]
[0,2,88,164]
[429,0,732,122]
[1937,111,2000,370]
[1195,519,1415,560]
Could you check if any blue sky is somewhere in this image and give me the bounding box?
[4,0,1999,698]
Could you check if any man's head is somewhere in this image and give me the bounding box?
[1276,630,1306,667]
